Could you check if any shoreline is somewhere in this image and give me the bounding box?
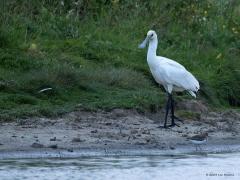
[0,106,240,159]
[1,143,240,159]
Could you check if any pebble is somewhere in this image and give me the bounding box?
[91,130,98,133]
[31,143,44,148]
[121,134,127,137]
[145,138,151,143]
[72,137,82,142]
[67,149,73,152]
[48,144,58,149]
[130,130,138,134]
[135,142,146,145]
[50,137,57,141]
[112,109,125,117]
[207,129,216,133]
[141,129,150,135]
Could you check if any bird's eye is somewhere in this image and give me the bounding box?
[151,34,153,37]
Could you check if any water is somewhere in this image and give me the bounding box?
[0,153,239,180]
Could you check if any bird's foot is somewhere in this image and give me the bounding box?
[157,125,168,129]
[172,116,184,124]
[168,122,180,127]
[157,123,180,129]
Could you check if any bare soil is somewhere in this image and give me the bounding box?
[0,101,240,158]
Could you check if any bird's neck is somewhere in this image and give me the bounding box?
[147,38,158,60]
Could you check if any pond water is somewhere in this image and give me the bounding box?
[0,152,239,180]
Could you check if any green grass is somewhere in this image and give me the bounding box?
[0,0,240,120]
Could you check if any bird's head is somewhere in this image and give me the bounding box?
[138,30,157,49]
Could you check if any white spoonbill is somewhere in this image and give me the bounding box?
[139,30,200,128]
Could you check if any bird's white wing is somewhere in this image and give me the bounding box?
[157,56,186,70]
[157,61,199,92]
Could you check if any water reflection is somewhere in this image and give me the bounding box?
[0,153,239,180]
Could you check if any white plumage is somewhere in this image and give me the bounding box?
[139,30,200,128]
[140,30,199,96]
[150,56,199,97]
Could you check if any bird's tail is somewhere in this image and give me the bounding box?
[188,91,196,98]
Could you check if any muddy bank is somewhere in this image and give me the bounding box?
[0,101,240,159]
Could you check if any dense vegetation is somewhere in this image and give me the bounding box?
[0,0,240,120]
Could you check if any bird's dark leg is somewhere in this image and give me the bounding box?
[167,94,180,127]
[164,95,171,128]
[170,95,184,124]
[158,93,171,128]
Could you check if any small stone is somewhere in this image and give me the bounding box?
[33,135,38,138]
[12,135,17,138]
[170,146,175,150]
[130,130,138,134]
[105,122,112,126]
[72,137,82,142]
[182,134,188,137]
[112,109,125,117]
[135,142,146,145]
[50,137,57,141]
[145,138,151,143]
[67,149,73,152]
[121,134,127,137]
[207,129,216,133]
[133,123,140,126]
[141,129,150,134]
[31,143,44,148]
[91,130,98,133]
[48,144,58,149]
